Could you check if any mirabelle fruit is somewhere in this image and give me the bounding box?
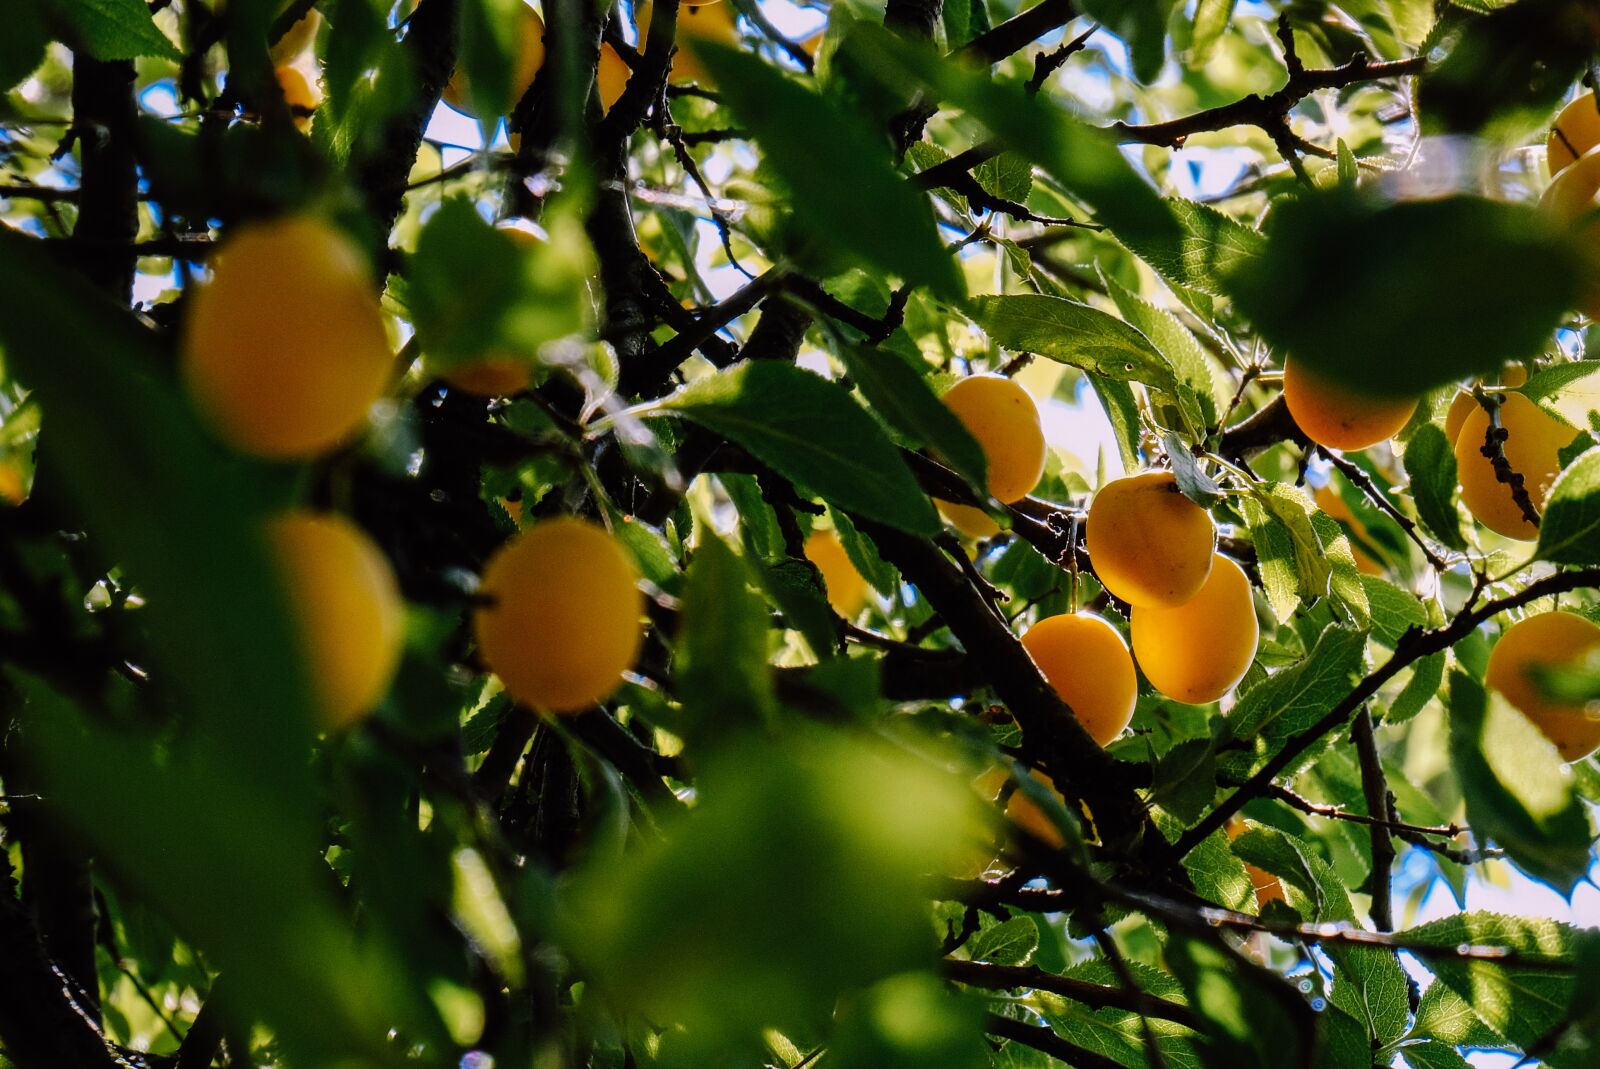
[1539,144,1600,317]
[1314,485,1382,576]
[1006,770,1069,848]
[443,359,532,396]
[1486,611,1600,761]
[474,517,643,712]
[933,374,1046,536]
[274,65,321,132]
[444,4,547,114]
[598,41,630,113]
[1549,92,1600,178]
[269,512,404,729]
[0,460,25,505]
[804,529,868,617]
[1455,392,1572,540]
[1131,554,1257,705]
[1445,366,1527,445]
[270,4,321,62]
[1019,612,1137,747]
[637,0,738,87]
[1086,471,1215,608]
[182,216,392,459]
[1282,358,1417,451]
[1226,819,1286,909]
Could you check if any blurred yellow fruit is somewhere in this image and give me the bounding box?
[1314,485,1382,576]
[803,528,868,617]
[1282,357,1417,451]
[1539,144,1600,318]
[1019,612,1137,747]
[1549,92,1600,178]
[0,460,26,505]
[598,41,630,113]
[474,517,644,712]
[1486,610,1600,761]
[274,65,321,132]
[1131,554,1257,705]
[443,359,532,396]
[1455,393,1572,540]
[181,216,392,459]
[270,4,321,62]
[270,512,405,729]
[637,0,737,87]
[444,4,547,115]
[1086,471,1216,608]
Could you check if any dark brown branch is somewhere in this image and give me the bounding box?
[1168,567,1600,860]
[69,55,138,301]
[1474,387,1541,529]
[945,960,1204,1031]
[954,0,1075,66]
[620,269,777,393]
[984,1013,1130,1069]
[1350,708,1395,931]
[1217,392,1305,458]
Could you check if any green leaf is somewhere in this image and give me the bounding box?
[1124,197,1265,299]
[1240,483,1333,621]
[1518,359,1600,429]
[1335,138,1359,188]
[1162,432,1222,508]
[974,152,1033,205]
[837,344,988,496]
[0,1,48,91]
[1403,423,1466,550]
[1166,936,1312,1068]
[45,0,182,60]
[969,294,1177,395]
[1090,375,1143,473]
[457,0,526,119]
[1077,0,1177,82]
[1385,651,1445,724]
[1150,738,1217,823]
[677,533,777,737]
[1103,272,1226,428]
[1411,974,1503,1047]
[1536,447,1600,564]
[1227,627,1366,740]
[1311,511,1371,630]
[962,916,1039,967]
[1401,910,1577,1048]
[1401,1040,1473,1069]
[659,362,940,536]
[1231,826,1354,922]
[1226,191,1579,396]
[693,42,963,300]
[1181,826,1255,912]
[1446,671,1591,892]
[827,506,899,597]
[1190,0,1236,61]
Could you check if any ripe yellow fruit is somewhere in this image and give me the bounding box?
[637,0,738,87]
[444,4,547,114]
[1539,144,1600,318]
[1282,358,1417,451]
[598,41,630,113]
[270,4,321,62]
[1019,612,1137,747]
[1086,471,1216,608]
[0,460,26,505]
[1314,485,1382,576]
[274,65,321,132]
[269,512,405,729]
[1549,92,1600,178]
[1226,819,1286,910]
[442,359,531,396]
[1445,367,1527,446]
[804,528,868,617]
[1486,610,1600,761]
[1006,769,1068,848]
[474,517,644,712]
[934,374,1046,537]
[1131,554,1257,705]
[182,216,393,459]
[1455,392,1572,540]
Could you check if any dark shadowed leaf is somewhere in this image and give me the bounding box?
[45,0,182,60]
[1403,423,1467,550]
[837,344,988,495]
[677,532,777,736]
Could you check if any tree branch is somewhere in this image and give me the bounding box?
[945,959,1204,1031]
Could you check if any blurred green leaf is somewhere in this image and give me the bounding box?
[1077,0,1176,82]
[693,42,964,300]
[1447,671,1591,891]
[457,0,525,120]
[677,532,776,737]
[1166,936,1311,1068]
[1226,191,1579,396]
[659,362,941,535]
[1403,423,1466,550]
[1385,651,1445,724]
[1190,0,1235,61]
[0,1,48,90]
[44,0,181,60]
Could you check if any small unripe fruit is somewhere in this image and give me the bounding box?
[1455,393,1572,540]
[1086,471,1216,607]
[1314,485,1382,576]
[182,216,393,458]
[1282,358,1417,451]
[1131,554,1257,705]
[474,517,644,712]
[444,4,547,114]
[803,529,868,617]
[1549,93,1600,178]
[1486,611,1600,761]
[1019,612,1137,747]
[269,512,404,729]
